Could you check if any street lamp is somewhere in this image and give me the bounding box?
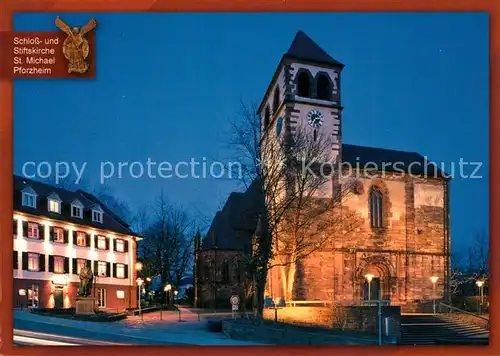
[136,277,144,321]
[476,280,485,314]
[164,284,172,306]
[430,276,439,314]
[365,274,374,302]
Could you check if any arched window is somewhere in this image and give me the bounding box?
[273,87,280,113]
[297,72,311,97]
[316,74,331,100]
[369,186,384,228]
[264,106,270,129]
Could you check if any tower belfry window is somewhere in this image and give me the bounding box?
[298,72,311,97]
[317,74,331,100]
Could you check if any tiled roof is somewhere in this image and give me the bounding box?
[342,144,447,178]
[13,175,140,238]
[202,179,263,251]
[284,30,344,67]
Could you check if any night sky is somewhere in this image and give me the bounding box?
[13,13,489,256]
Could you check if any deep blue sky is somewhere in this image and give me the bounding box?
[13,13,489,256]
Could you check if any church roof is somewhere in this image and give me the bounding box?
[201,144,448,252]
[342,144,448,178]
[202,179,263,251]
[284,30,344,67]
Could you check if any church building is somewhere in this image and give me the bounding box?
[198,30,451,311]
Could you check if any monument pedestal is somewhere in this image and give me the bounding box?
[75,297,97,315]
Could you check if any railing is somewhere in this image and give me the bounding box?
[279,300,392,307]
[285,300,333,307]
[438,302,489,330]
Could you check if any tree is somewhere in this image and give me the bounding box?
[41,173,91,192]
[466,228,489,281]
[226,101,358,318]
[450,252,467,296]
[93,184,132,223]
[139,192,198,290]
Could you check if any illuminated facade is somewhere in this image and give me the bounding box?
[13,175,140,310]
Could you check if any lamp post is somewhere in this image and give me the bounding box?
[476,280,485,314]
[134,262,143,311]
[430,276,439,314]
[164,284,172,307]
[365,274,374,302]
[136,277,144,321]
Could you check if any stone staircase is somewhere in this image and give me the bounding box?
[400,313,489,345]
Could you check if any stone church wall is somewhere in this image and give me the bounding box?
[266,173,449,308]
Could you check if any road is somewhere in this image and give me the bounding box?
[14,329,127,346]
[12,309,267,346]
[13,317,188,345]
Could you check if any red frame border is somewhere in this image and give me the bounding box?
[1,0,498,355]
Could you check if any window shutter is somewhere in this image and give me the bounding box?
[64,257,69,273]
[39,254,46,272]
[113,239,117,252]
[112,263,117,278]
[72,258,77,274]
[13,251,18,269]
[73,232,77,246]
[106,262,111,277]
[49,226,54,241]
[94,261,98,276]
[22,221,28,237]
[94,236,98,248]
[86,234,91,247]
[124,264,129,279]
[124,240,129,253]
[48,255,54,272]
[39,224,45,239]
[22,252,28,270]
[106,237,110,250]
[64,229,69,244]
[13,220,17,237]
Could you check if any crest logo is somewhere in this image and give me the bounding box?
[55,16,97,74]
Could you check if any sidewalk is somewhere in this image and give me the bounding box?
[13,310,268,346]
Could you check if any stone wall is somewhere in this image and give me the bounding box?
[196,249,249,309]
[263,305,401,342]
[266,173,450,306]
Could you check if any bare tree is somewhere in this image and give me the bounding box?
[450,252,467,296]
[93,184,132,223]
[41,173,91,192]
[226,101,358,317]
[466,228,489,281]
[140,192,198,289]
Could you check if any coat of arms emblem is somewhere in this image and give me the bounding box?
[55,16,97,74]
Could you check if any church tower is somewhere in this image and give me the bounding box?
[257,30,344,197]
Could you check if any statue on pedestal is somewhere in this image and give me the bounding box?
[78,264,94,297]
